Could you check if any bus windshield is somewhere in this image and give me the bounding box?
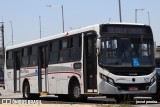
[99,37,154,67]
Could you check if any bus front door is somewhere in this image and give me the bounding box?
[84,33,97,93]
[13,51,21,92]
[38,46,49,93]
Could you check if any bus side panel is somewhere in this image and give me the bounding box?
[29,76,39,93]
[21,68,39,94]
[48,62,82,95]
[48,64,62,94]
[5,69,14,92]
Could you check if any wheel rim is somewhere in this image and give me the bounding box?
[73,86,80,98]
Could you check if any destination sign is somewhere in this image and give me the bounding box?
[101,25,151,34]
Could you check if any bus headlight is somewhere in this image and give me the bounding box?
[150,75,156,85]
[100,74,115,85]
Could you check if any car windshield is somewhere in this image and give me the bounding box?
[99,37,154,67]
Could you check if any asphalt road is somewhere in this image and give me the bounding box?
[0,87,160,107]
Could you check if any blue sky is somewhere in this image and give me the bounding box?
[0,0,160,46]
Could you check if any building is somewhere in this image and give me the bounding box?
[155,46,160,58]
[0,47,4,67]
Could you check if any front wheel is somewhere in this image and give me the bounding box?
[152,95,160,101]
[70,81,81,100]
[114,95,134,103]
[114,95,124,103]
[69,81,87,101]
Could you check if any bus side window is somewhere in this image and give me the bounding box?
[21,48,29,67]
[6,51,13,69]
[29,46,38,67]
[49,40,59,64]
[69,34,81,61]
[59,38,69,62]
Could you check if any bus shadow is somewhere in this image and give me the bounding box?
[39,96,116,104]
[38,96,160,105]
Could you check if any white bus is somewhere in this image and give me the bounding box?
[4,23,156,102]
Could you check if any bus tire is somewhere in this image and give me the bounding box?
[128,95,134,101]
[152,96,160,101]
[114,95,125,103]
[69,81,81,101]
[23,82,31,99]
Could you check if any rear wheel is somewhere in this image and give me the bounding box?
[23,82,40,99]
[23,82,31,99]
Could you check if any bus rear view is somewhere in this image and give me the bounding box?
[97,24,156,102]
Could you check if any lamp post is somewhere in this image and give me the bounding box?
[61,5,64,33]
[147,12,150,25]
[10,21,14,45]
[47,5,65,33]
[118,0,122,22]
[135,8,144,23]
[0,22,5,66]
[39,16,42,39]
[108,18,111,22]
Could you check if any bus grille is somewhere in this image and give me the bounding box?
[115,83,150,91]
[111,70,151,76]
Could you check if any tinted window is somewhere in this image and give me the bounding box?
[69,35,81,61]
[59,38,69,62]
[49,41,59,64]
[29,46,38,66]
[49,34,82,64]
[21,48,29,67]
[6,51,13,69]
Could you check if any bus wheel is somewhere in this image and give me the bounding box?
[23,82,30,99]
[128,95,134,101]
[114,95,125,103]
[152,96,160,101]
[69,81,81,100]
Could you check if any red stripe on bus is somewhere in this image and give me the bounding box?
[21,71,81,78]
[48,72,81,78]
[21,67,38,69]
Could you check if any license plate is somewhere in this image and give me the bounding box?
[129,86,138,91]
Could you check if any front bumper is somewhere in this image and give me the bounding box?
[99,80,156,95]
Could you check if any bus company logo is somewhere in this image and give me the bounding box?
[2,99,42,105]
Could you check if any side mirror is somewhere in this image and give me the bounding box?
[96,39,101,55]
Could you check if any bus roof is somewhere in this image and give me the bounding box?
[106,22,146,26]
[6,22,148,51]
[6,24,97,50]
